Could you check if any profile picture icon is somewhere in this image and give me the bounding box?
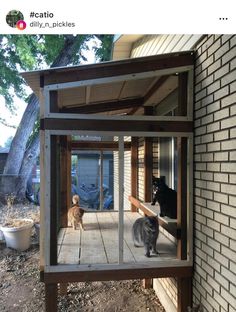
[6,10,26,29]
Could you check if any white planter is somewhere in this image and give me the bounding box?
[0,219,34,251]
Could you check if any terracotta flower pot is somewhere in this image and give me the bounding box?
[0,219,34,251]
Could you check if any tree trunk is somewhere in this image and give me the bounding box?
[1,35,87,203]
[0,94,39,200]
[16,135,40,200]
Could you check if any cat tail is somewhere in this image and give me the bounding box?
[132,220,144,247]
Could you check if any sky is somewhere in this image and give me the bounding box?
[0,39,98,147]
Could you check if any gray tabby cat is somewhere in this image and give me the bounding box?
[132,216,159,257]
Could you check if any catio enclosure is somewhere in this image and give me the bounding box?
[22,51,194,312]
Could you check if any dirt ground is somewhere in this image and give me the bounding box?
[0,203,165,312]
[0,244,165,312]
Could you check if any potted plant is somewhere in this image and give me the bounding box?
[0,194,34,251]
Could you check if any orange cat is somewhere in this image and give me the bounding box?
[67,195,85,230]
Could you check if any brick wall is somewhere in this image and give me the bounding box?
[193,35,236,312]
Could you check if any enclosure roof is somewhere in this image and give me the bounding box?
[21,51,194,115]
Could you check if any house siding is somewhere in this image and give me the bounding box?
[131,34,202,58]
[193,34,236,312]
[138,138,145,201]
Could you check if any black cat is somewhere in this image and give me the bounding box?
[132,216,159,257]
[151,176,177,219]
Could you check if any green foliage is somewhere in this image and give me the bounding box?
[42,35,66,64]
[0,34,114,114]
[0,35,43,110]
[67,35,93,64]
[93,35,114,61]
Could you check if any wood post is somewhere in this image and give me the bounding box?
[131,137,138,212]
[177,277,192,312]
[144,137,153,202]
[47,135,63,311]
[178,72,188,116]
[67,136,72,209]
[142,278,153,289]
[177,72,192,312]
[177,71,188,260]
[50,135,58,265]
[45,283,58,311]
[118,136,124,264]
[144,106,153,203]
[143,106,154,288]
[177,137,188,260]
[99,151,104,210]
[49,90,59,113]
[60,136,71,228]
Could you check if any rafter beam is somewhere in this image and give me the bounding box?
[60,97,144,114]
[144,76,169,103]
[127,76,170,115]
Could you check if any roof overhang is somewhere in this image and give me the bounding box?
[21,51,194,116]
[112,35,144,60]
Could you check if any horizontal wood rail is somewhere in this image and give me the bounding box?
[42,265,192,283]
[40,118,193,133]
[71,141,131,151]
[129,196,181,239]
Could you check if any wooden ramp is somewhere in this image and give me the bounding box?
[58,211,176,265]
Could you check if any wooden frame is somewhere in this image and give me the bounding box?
[59,136,71,227]
[43,263,193,283]
[40,129,193,273]
[36,55,194,118]
[40,117,193,133]
[131,137,138,212]
[34,52,195,312]
[42,54,194,88]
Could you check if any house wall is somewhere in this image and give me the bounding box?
[128,35,180,311]
[131,34,202,58]
[193,34,236,312]
[138,138,145,201]
[113,34,236,311]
